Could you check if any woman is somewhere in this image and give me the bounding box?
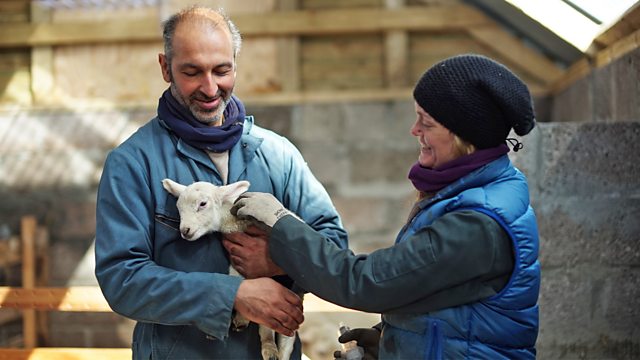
[228,54,540,359]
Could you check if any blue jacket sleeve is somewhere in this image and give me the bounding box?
[269,211,512,313]
[278,137,348,250]
[95,149,242,340]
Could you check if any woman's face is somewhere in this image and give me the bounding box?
[410,101,459,168]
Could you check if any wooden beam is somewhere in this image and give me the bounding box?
[0,287,113,312]
[594,27,640,67]
[0,18,161,47]
[552,28,640,94]
[0,348,131,360]
[468,25,564,85]
[589,2,640,52]
[0,286,364,314]
[0,6,491,48]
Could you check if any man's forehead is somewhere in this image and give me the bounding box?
[173,16,232,43]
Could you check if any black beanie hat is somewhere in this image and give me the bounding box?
[413,54,535,149]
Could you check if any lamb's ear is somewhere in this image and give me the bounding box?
[162,179,186,198]
[221,180,250,203]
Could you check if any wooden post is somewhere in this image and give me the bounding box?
[36,226,50,345]
[277,0,301,93]
[21,216,37,348]
[30,2,54,105]
[385,0,409,88]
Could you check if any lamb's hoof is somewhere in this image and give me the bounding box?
[261,346,279,360]
[231,323,248,332]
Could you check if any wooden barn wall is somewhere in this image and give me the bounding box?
[0,0,30,105]
[0,0,560,108]
[301,35,385,91]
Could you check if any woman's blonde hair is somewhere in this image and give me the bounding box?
[416,134,475,200]
[453,134,476,157]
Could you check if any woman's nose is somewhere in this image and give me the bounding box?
[410,121,420,136]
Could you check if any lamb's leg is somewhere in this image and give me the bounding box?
[231,313,250,331]
[228,266,250,331]
[278,333,295,360]
[258,325,279,360]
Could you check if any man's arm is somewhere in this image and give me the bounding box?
[95,150,302,338]
[278,137,348,248]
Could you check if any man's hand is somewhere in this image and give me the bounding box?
[234,277,304,337]
[231,192,298,228]
[223,225,285,279]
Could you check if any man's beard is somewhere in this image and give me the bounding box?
[170,82,231,126]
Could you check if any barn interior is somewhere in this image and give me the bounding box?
[0,0,639,359]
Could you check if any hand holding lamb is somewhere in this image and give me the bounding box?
[232,192,301,228]
[223,227,286,279]
[162,178,301,360]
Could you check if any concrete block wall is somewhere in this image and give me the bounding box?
[512,123,640,359]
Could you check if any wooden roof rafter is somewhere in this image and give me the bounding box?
[0,4,566,102]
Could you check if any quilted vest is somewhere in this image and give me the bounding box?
[380,155,540,359]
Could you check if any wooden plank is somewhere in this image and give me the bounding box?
[237,6,491,36]
[552,28,640,94]
[301,35,383,90]
[0,348,132,360]
[594,28,640,68]
[0,5,492,48]
[21,217,37,349]
[409,33,486,82]
[0,287,113,312]
[467,25,564,85]
[302,0,382,9]
[0,19,161,48]
[0,286,365,314]
[590,2,640,51]
[0,0,29,23]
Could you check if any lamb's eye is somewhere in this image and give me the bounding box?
[199,201,207,208]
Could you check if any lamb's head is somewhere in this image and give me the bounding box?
[162,179,250,241]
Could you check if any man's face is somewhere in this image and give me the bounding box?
[160,22,236,126]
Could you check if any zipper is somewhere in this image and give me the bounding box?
[428,320,442,360]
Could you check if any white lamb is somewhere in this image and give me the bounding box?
[162,178,296,360]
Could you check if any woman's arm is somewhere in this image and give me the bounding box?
[269,210,513,313]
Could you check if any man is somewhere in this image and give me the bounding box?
[94,6,347,359]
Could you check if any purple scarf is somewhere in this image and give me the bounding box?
[408,144,509,193]
[158,89,245,152]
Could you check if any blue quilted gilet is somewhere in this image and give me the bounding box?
[380,155,540,359]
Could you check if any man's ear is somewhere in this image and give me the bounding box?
[159,53,171,83]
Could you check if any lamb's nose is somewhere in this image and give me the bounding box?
[181,228,191,238]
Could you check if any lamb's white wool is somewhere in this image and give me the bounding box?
[161,179,251,240]
[162,179,295,360]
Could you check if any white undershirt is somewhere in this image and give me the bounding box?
[206,150,230,185]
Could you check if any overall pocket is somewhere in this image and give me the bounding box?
[379,315,444,360]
